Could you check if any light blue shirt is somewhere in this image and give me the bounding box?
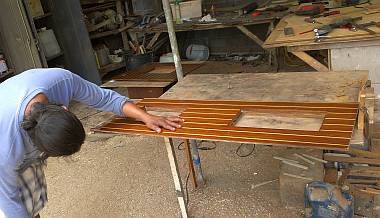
[0,68,130,217]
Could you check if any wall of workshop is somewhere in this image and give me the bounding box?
[132,0,163,15]
[178,24,268,55]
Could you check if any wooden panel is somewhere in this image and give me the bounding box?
[92,98,359,151]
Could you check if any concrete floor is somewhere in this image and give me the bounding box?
[39,103,304,218]
[40,60,309,217]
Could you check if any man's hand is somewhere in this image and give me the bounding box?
[142,115,183,133]
[122,102,183,133]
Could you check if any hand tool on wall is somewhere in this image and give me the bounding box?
[295,4,325,16]
[304,17,323,24]
[311,10,340,18]
[313,17,363,41]
[349,21,380,34]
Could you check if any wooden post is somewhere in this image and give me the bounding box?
[164,137,188,218]
[236,25,264,47]
[184,139,198,189]
[161,0,184,81]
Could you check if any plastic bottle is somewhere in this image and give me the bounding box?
[174,0,183,24]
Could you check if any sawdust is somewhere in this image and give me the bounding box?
[40,102,304,217]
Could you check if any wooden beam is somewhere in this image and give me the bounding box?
[349,148,380,159]
[291,51,329,72]
[236,25,264,47]
[164,137,188,218]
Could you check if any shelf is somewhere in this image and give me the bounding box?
[0,69,15,80]
[99,61,125,77]
[33,12,52,20]
[81,0,116,5]
[46,52,64,61]
[90,29,120,39]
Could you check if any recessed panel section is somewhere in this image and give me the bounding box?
[233,110,325,131]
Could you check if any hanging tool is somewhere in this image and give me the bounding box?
[304,17,323,24]
[241,2,259,14]
[312,10,340,18]
[295,4,325,16]
[349,21,380,34]
[313,17,363,41]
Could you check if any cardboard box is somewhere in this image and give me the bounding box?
[170,0,202,20]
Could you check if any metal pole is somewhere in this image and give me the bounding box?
[190,139,205,186]
[161,0,184,81]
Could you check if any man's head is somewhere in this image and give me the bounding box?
[21,102,85,158]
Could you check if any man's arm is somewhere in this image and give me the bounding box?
[71,73,182,132]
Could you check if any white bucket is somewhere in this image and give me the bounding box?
[186,44,209,61]
[159,53,174,63]
[38,28,61,59]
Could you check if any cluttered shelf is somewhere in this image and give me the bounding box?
[129,11,288,33]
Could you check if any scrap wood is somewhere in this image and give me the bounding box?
[294,153,315,165]
[353,184,380,195]
[251,179,279,189]
[349,148,380,159]
[324,153,380,165]
[346,178,380,185]
[273,156,299,163]
[282,172,313,181]
[302,153,328,163]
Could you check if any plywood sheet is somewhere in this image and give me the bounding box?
[161,71,368,103]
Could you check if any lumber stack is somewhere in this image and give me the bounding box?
[324,149,380,216]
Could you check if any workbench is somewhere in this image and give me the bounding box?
[263,1,380,93]
[93,70,372,217]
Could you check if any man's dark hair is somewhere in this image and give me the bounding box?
[17,103,85,172]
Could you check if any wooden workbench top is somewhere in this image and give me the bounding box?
[161,71,368,103]
[264,1,380,49]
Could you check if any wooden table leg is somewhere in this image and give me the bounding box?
[164,137,188,218]
[291,51,329,72]
[236,25,264,47]
[184,139,198,189]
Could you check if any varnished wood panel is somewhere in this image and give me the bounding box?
[92,99,359,151]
